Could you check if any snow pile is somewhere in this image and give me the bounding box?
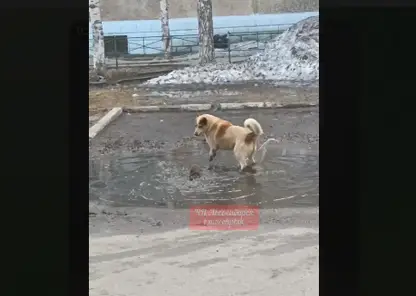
[144,16,319,85]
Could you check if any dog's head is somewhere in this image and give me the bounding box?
[194,114,209,136]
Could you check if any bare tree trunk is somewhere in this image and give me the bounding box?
[160,0,172,59]
[197,0,214,65]
[89,0,106,76]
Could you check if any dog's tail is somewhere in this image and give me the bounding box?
[244,118,264,144]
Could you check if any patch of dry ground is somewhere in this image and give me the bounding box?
[89,89,140,115]
[89,66,183,82]
[89,83,318,117]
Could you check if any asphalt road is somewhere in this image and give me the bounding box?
[89,108,319,296]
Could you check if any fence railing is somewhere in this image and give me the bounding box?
[89,23,292,68]
[102,23,292,36]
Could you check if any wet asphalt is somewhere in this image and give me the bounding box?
[89,107,319,296]
[89,108,319,210]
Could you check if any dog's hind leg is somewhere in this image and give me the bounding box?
[240,160,257,173]
[248,155,256,166]
[235,152,252,172]
[247,145,256,166]
[239,159,248,171]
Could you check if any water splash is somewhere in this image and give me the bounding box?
[256,138,281,164]
[89,138,318,208]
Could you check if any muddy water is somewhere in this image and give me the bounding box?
[89,149,318,209]
[89,109,319,209]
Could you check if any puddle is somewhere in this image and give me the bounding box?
[89,108,319,209]
[89,141,318,209]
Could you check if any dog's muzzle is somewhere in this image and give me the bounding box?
[194,132,199,136]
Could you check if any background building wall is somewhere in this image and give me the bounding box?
[99,0,319,21]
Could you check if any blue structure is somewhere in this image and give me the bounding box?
[89,11,318,55]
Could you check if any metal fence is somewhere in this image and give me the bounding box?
[89,23,292,68]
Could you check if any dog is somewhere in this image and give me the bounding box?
[194,114,264,171]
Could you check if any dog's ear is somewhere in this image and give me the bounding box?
[199,116,207,126]
[196,112,201,117]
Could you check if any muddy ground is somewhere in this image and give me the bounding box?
[89,66,185,83]
[90,107,318,211]
[89,81,319,117]
[89,89,319,296]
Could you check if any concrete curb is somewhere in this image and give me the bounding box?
[89,101,318,138]
[123,101,318,113]
[89,107,123,139]
[123,103,213,113]
[218,102,318,110]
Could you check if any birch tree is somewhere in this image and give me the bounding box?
[197,0,215,65]
[160,0,172,59]
[89,0,106,76]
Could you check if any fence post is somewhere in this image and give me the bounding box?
[228,39,231,64]
[114,37,118,69]
[256,32,259,48]
[143,37,146,54]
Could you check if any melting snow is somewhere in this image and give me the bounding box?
[144,16,319,85]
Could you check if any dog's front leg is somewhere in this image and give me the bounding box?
[205,136,217,162]
[209,148,217,162]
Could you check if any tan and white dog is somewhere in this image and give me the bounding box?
[194,113,264,171]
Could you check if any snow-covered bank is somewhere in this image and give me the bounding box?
[144,16,319,85]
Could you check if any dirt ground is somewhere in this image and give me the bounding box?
[89,66,183,82]
[89,82,319,117]
[89,89,138,115]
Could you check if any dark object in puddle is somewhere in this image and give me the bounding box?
[189,164,201,181]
